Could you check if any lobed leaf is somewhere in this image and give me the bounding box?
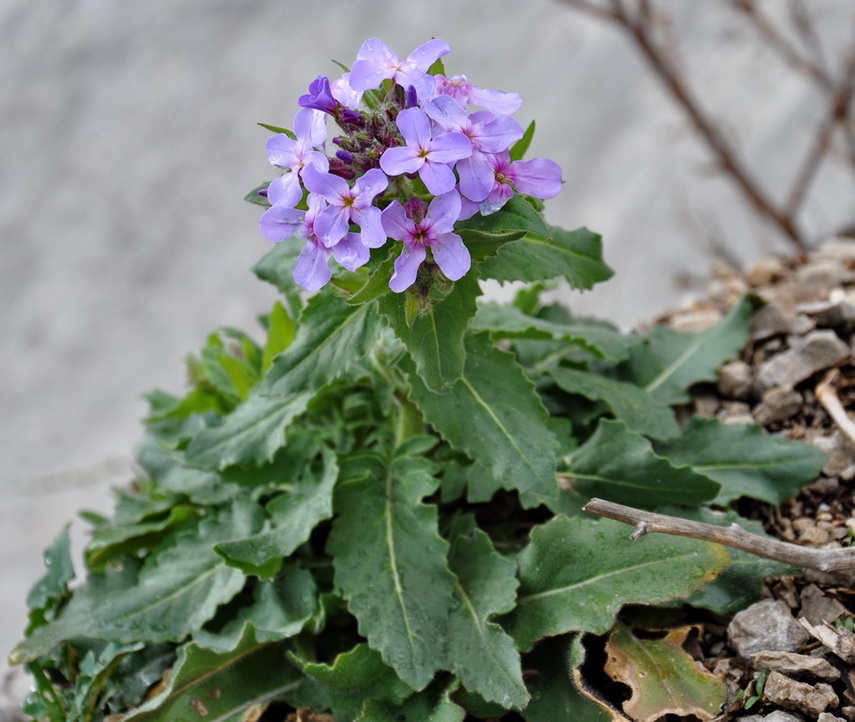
[215,449,338,578]
[472,302,632,364]
[445,529,529,709]
[405,332,560,507]
[327,448,456,690]
[567,419,719,508]
[550,366,679,439]
[456,195,549,248]
[653,416,827,505]
[380,273,480,393]
[604,624,727,721]
[627,295,755,405]
[477,225,613,290]
[122,625,301,721]
[505,515,731,650]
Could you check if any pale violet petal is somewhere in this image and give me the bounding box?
[389,244,427,293]
[431,232,470,281]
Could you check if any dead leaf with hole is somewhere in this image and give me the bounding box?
[604,625,727,721]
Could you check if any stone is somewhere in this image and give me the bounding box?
[728,599,812,658]
[718,360,753,399]
[811,430,855,481]
[737,712,805,722]
[751,649,840,681]
[818,713,848,722]
[798,293,855,332]
[718,401,756,425]
[754,330,850,394]
[816,237,855,265]
[747,257,788,287]
[753,387,803,425]
[763,670,838,716]
[751,303,795,341]
[796,259,855,295]
[799,584,848,626]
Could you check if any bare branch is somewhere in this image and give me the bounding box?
[583,497,855,573]
[816,369,855,448]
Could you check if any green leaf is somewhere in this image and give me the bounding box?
[195,564,319,651]
[345,252,396,305]
[524,636,612,722]
[505,515,731,650]
[216,449,338,578]
[26,525,74,613]
[244,181,271,207]
[628,295,755,404]
[509,120,535,162]
[12,499,261,663]
[456,196,549,247]
[186,293,383,470]
[253,239,302,295]
[257,122,296,138]
[662,507,796,615]
[327,448,456,690]
[550,367,679,439]
[445,528,529,709]
[477,225,613,290]
[472,302,632,363]
[363,677,465,721]
[261,300,297,372]
[653,416,827,505]
[567,419,719,507]
[296,644,414,722]
[380,274,480,392]
[85,505,197,570]
[604,624,727,721]
[405,332,560,507]
[122,625,301,721]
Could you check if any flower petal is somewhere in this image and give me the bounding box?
[389,244,427,293]
[477,115,524,154]
[353,168,389,203]
[314,204,351,247]
[259,205,306,242]
[510,157,563,199]
[332,233,370,271]
[395,107,432,148]
[431,232,470,281]
[418,160,457,196]
[300,165,348,202]
[266,173,303,208]
[426,190,461,234]
[427,131,472,163]
[294,241,332,292]
[406,38,450,71]
[470,86,523,115]
[379,145,422,177]
[266,134,297,168]
[350,38,397,91]
[293,107,327,147]
[381,201,416,242]
[423,95,468,133]
[457,154,494,202]
[352,206,387,248]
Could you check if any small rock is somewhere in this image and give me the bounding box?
[747,257,788,287]
[818,713,848,722]
[753,387,803,425]
[798,294,855,332]
[751,649,840,681]
[751,303,795,341]
[693,392,721,418]
[728,600,812,658]
[816,237,855,265]
[790,313,817,335]
[812,430,855,481]
[754,330,850,394]
[796,259,855,295]
[718,401,756,425]
[737,712,805,722]
[800,584,848,626]
[718,360,753,399]
[807,477,840,496]
[763,670,838,716]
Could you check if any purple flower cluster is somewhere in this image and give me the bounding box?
[258,38,563,293]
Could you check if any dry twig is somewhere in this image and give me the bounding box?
[583,497,855,573]
[816,369,855,448]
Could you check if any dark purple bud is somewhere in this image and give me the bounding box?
[340,107,363,126]
[404,197,428,223]
[335,149,355,164]
[258,188,269,197]
[328,158,356,181]
[298,75,337,115]
[405,85,419,109]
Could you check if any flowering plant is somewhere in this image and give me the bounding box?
[12,39,826,722]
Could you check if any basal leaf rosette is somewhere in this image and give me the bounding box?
[253,37,570,302]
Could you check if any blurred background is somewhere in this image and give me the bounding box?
[2,0,855,704]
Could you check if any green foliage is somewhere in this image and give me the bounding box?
[14,191,825,722]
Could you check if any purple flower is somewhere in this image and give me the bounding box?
[349,38,450,102]
[259,195,369,292]
[424,95,523,201]
[266,108,329,208]
[301,165,388,247]
[379,107,472,196]
[382,190,471,292]
[300,75,362,125]
[435,74,523,115]
[480,150,563,214]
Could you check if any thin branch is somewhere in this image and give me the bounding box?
[816,369,855,448]
[558,0,806,249]
[583,497,855,573]
[785,38,855,214]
